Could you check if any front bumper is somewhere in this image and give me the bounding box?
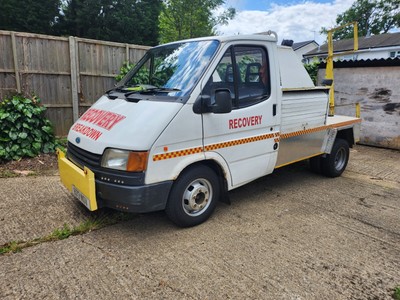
[57,150,172,213]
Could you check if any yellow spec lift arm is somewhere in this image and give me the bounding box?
[325,22,358,116]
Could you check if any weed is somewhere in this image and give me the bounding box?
[0,169,18,178]
[51,224,73,240]
[0,241,22,254]
[393,286,400,300]
[0,211,135,255]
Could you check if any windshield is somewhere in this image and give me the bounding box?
[118,40,219,97]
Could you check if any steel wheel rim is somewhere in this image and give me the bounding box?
[334,147,346,172]
[182,178,213,217]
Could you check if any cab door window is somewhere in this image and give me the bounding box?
[234,46,270,108]
[203,46,270,109]
[202,49,236,103]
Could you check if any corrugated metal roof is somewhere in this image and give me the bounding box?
[318,57,400,68]
[305,32,400,56]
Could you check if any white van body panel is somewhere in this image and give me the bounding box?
[277,46,314,89]
[67,96,183,154]
[146,103,205,184]
[280,91,329,133]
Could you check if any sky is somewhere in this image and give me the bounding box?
[215,0,356,45]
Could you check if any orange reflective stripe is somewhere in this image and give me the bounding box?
[204,133,275,151]
[153,147,203,161]
[152,118,360,161]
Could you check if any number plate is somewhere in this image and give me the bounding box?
[72,185,90,210]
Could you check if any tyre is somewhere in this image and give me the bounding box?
[321,138,349,178]
[165,165,220,227]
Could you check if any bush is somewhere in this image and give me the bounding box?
[0,95,57,161]
[115,61,134,82]
[115,61,150,86]
[304,61,320,85]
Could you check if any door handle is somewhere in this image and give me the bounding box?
[273,104,277,116]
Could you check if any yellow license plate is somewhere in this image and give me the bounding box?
[57,149,98,211]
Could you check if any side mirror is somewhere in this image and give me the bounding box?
[193,89,232,114]
[212,89,232,114]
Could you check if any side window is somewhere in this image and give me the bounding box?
[202,49,235,106]
[234,46,270,108]
[202,46,270,110]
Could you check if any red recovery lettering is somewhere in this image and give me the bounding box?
[229,115,263,129]
[72,123,103,141]
[80,108,126,130]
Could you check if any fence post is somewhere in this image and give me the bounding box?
[69,36,79,122]
[11,32,21,93]
[125,44,129,63]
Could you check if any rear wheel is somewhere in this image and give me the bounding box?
[165,165,220,227]
[321,138,349,177]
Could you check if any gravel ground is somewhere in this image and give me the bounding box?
[0,145,399,299]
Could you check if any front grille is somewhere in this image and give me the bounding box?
[67,142,102,169]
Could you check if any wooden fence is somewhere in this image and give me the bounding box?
[0,30,150,136]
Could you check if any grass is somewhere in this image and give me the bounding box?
[0,169,19,178]
[0,212,134,255]
[393,286,400,300]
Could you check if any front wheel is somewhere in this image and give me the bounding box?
[165,165,220,227]
[321,138,350,177]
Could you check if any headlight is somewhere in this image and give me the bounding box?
[101,149,148,172]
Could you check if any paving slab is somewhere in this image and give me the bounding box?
[0,176,91,244]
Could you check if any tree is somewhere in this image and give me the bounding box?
[322,0,400,40]
[0,0,61,35]
[57,0,162,45]
[159,0,236,44]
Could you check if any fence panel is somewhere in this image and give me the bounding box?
[0,30,150,136]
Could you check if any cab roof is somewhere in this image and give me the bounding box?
[156,33,278,48]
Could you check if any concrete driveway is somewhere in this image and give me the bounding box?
[0,145,399,299]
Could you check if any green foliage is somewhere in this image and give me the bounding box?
[115,61,135,82]
[0,0,163,46]
[393,286,400,300]
[237,55,256,82]
[0,95,57,162]
[0,0,61,35]
[321,0,400,40]
[159,0,236,43]
[304,61,320,85]
[0,169,19,178]
[55,137,68,152]
[0,241,20,254]
[57,0,163,45]
[115,62,150,85]
[51,224,73,240]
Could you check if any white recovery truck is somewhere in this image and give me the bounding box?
[58,33,361,227]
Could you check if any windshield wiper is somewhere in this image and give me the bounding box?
[106,85,181,100]
[106,84,158,99]
[139,87,181,94]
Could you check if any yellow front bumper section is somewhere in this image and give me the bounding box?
[57,149,98,211]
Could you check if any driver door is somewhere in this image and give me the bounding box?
[201,44,279,188]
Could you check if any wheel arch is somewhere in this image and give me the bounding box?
[178,159,229,193]
[168,154,231,205]
[336,128,355,147]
